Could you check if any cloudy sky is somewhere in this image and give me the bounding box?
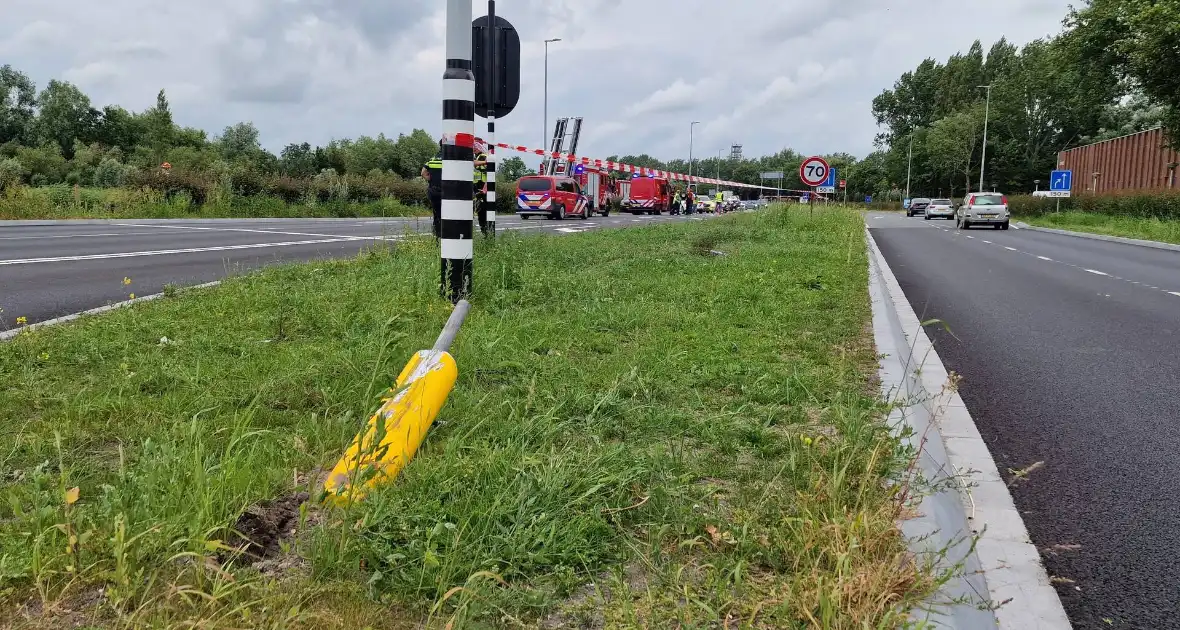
[1,0,1072,165]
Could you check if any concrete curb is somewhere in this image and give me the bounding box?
[866,228,1071,629]
[1014,222,1180,253]
[0,281,222,341]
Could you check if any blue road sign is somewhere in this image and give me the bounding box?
[903,198,912,209]
[865,195,872,204]
[1050,170,1072,191]
[801,193,810,202]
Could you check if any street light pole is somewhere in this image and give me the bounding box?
[978,84,992,193]
[688,121,700,189]
[543,38,561,152]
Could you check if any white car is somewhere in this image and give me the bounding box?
[956,193,1010,230]
[924,198,955,220]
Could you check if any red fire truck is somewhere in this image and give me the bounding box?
[620,175,671,215]
[574,165,619,217]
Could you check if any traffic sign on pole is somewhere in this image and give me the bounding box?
[1049,169,1072,198]
[839,179,846,189]
[799,156,830,187]
[865,195,872,204]
[817,166,836,194]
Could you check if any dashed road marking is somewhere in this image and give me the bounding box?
[982,240,992,244]
[1085,269,1109,276]
[1170,292,1180,298]
[1004,247,1017,251]
[1037,256,1053,261]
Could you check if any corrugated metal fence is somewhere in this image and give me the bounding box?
[1058,127,1179,194]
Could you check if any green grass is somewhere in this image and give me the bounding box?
[1020,211,1180,245]
[0,206,932,628]
[0,186,428,220]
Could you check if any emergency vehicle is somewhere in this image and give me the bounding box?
[620,175,671,215]
[515,175,592,220]
[573,165,618,216]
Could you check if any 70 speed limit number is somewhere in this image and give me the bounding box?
[799,156,830,187]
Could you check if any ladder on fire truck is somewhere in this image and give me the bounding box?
[541,117,583,176]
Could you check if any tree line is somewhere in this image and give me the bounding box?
[0,66,538,194]
[0,62,890,202]
[866,0,1179,199]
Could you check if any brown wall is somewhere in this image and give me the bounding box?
[1057,127,1180,194]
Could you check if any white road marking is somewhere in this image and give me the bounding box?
[1170,292,1180,298]
[966,236,974,239]
[554,227,585,233]
[1085,269,1109,276]
[1037,256,1053,261]
[1004,246,1017,251]
[112,222,398,241]
[0,237,378,266]
[0,231,168,241]
[1010,224,1020,229]
[982,240,992,244]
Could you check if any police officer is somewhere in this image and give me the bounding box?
[714,191,723,214]
[473,138,490,234]
[420,140,444,238]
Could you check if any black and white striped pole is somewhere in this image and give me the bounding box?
[441,0,475,302]
[483,0,497,237]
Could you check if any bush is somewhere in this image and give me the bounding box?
[496,180,518,215]
[228,169,266,197]
[127,169,212,206]
[1009,190,1180,220]
[0,158,25,189]
[93,158,130,188]
[266,175,307,203]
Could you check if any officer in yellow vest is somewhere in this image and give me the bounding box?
[420,141,444,238]
[714,191,723,213]
[473,139,489,234]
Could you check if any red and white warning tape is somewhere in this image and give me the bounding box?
[495,142,808,192]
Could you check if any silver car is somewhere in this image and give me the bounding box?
[957,192,1010,230]
[924,198,954,220]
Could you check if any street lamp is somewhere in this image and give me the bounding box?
[716,149,723,185]
[543,38,562,151]
[688,121,700,189]
[978,84,992,193]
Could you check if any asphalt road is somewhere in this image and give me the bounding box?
[0,212,715,329]
[869,213,1180,629]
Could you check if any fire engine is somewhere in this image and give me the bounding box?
[620,174,671,215]
[573,164,618,216]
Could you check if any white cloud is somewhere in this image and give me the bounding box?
[0,0,1074,164]
[625,79,708,117]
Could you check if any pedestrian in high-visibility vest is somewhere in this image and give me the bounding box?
[473,138,490,234]
[420,140,444,238]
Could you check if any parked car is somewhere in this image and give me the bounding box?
[907,198,931,217]
[923,198,955,220]
[956,192,1010,229]
[515,175,592,220]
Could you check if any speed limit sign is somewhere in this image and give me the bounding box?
[799,156,830,187]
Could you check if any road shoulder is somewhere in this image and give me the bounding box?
[866,227,1071,629]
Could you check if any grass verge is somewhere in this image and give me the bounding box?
[0,186,428,221]
[0,206,932,628]
[1020,211,1180,245]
